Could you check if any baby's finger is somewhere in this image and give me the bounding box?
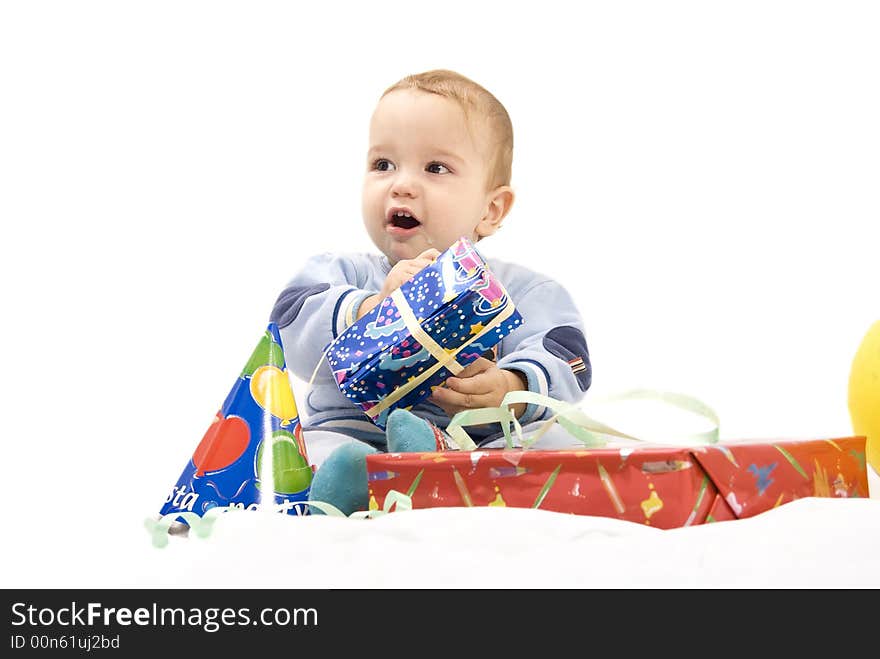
[444,370,493,395]
[451,357,494,380]
[430,386,491,410]
[417,248,441,260]
[412,256,437,270]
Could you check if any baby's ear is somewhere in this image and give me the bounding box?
[475,186,515,239]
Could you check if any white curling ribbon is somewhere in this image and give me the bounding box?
[307,489,413,519]
[145,491,417,548]
[144,505,241,549]
[445,389,720,451]
[307,341,336,390]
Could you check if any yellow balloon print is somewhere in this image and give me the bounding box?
[848,320,880,475]
[250,365,299,425]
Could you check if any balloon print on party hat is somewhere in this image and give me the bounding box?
[158,322,313,526]
[250,365,299,426]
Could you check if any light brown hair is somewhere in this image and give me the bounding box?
[382,69,513,189]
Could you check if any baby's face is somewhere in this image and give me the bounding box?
[362,89,497,265]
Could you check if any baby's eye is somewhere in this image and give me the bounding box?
[426,162,451,174]
[372,159,395,172]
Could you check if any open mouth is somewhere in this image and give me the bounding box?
[388,209,421,230]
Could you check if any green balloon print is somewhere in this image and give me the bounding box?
[241,330,286,377]
[255,430,312,494]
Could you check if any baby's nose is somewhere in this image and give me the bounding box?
[390,170,418,197]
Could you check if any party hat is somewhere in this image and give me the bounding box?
[158,322,313,526]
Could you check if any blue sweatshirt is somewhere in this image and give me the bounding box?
[270,250,591,446]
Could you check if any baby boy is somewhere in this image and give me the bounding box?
[270,69,592,514]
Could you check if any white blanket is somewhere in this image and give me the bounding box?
[135,491,880,589]
[9,489,877,590]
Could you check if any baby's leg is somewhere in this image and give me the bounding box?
[304,410,450,515]
[302,427,371,471]
[302,426,380,516]
[385,408,454,452]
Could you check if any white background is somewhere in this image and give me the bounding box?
[1,1,878,587]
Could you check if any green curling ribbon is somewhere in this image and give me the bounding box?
[446,389,720,450]
[145,491,416,548]
[144,505,239,549]
[309,489,413,519]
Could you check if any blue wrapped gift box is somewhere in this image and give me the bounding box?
[325,237,523,429]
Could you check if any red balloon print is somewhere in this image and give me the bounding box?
[192,412,250,477]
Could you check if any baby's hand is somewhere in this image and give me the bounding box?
[429,357,527,418]
[356,248,441,321]
[379,248,441,298]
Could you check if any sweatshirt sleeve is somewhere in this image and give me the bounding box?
[495,279,592,425]
[269,253,377,385]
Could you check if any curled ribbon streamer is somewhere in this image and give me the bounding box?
[144,506,240,549]
[146,492,417,547]
[588,388,721,444]
[307,342,336,390]
[445,389,720,451]
[446,406,514,450]
[309,490,413,519]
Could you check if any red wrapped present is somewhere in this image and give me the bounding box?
[364,436,868,529]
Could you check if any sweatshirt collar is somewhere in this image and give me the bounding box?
[379,254,392,275]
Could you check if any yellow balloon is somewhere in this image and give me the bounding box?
[848,320,880,474]
[250,365,299,425]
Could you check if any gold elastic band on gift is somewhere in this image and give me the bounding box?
[364,299,518,419]
[391,289,464,376]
